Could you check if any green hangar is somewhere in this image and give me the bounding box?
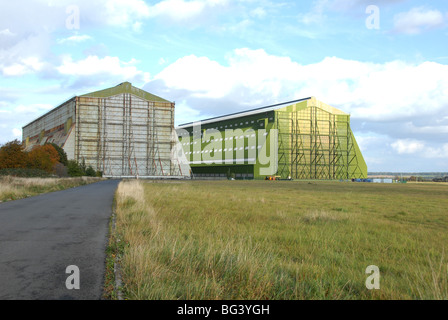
[175,97,367,180]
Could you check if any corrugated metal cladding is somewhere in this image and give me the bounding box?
[22,82,191,179]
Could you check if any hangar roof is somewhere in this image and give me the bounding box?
[82,82,171,103]
[177,97,312,128]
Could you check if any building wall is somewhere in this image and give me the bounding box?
[275,99,367,179]
[22,98,76,153]
[176,98,367,180]
[177,110,276,179]
[23,83,191,178]
[76,94,182,178]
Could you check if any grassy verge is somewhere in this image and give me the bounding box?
[0,175,104,202]
[109,179,448,299]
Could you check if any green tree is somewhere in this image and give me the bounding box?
[47,143,68,166]
[85,166,96,177]
[67,160,85,177]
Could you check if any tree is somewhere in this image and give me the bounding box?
[47,143,68,166]
[85,166,96,177]
[27,144,60,173]
[0,139,28,169]
[67,160,85,177]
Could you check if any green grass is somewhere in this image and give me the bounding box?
[111,180,448,300]
[0,175,104,202]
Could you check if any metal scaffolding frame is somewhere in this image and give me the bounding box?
[276,105,363,180]
[75,94,183,178]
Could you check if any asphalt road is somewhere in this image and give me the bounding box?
[0,179,120,300]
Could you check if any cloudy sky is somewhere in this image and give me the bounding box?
[1,0,447,172]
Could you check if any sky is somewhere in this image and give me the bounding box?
[0,0,447,172]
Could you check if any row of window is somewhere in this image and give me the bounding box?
[194,173,254,178]
[185,145,262,155]
[181,132,268,146]
[178,117,274,137]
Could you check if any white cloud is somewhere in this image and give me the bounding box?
[298,0,327,25]
[393,7,445,34]
[391,139,448,159]
[12,128,22,138]
[149,48,448,122]
[0,28,15,36]
[250,7,266,19]
[423,144,448,159]
[103,0,151,26]
[57,34,93,44]
[57,55,150,82]
[147,0,228,21]
[391,139,425,154]
[1,57,45,76]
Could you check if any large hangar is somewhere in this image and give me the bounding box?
[22,82,190,178]
[176,97,367,180]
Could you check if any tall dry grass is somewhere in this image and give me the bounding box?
[111,180,448,300]
[0,175,103,201]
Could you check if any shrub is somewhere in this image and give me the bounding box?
[47,143,68,166]
[67,160,85,177]
[0,140,28,169]
[85,166,96,177]
[0,168,53,178]
[53,162,69,177]
[27,144,60,173]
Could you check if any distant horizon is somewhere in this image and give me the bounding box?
[368,172,448,177]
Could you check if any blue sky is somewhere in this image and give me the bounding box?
[1,0,447,172]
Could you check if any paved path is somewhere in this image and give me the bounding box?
[0,179,120,300]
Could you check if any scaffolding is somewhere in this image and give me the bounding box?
[22,82,190,179]
[75,94,183,178]
[276,105,366,180]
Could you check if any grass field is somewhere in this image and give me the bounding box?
[0,175,103,202]
[108,179,448,300]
